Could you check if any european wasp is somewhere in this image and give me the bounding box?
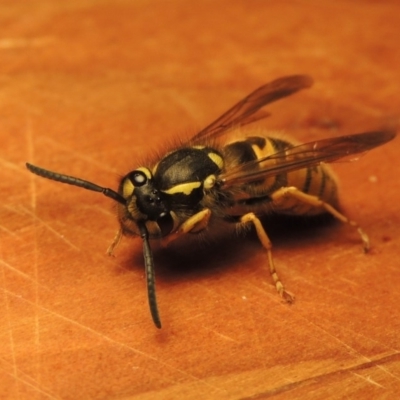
[26,75,396,328]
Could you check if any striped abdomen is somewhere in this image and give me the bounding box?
[221,135,339,217]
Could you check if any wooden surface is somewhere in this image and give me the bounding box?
[1,1,400,399]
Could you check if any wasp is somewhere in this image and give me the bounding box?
[26,75,396,328]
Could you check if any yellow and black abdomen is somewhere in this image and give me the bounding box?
[222,134,339,217]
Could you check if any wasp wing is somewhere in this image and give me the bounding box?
[191,75,313,143]
[220,130,396,187]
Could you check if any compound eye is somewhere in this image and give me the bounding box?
[129,170,147,187]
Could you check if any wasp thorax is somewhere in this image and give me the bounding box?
[152,147,223,203]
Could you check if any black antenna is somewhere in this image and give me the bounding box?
[26,163,126,205]
[27,162,162,328]
[138,222,162,328]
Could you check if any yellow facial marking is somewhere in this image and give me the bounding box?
[122,179,134,198]
[162,181,201,195]
[208,152,224,169]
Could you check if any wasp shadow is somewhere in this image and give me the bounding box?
[126,213,338,284]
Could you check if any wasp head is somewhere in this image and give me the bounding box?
[117,167,175,238]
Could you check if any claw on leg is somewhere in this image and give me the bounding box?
[240,212,294,302]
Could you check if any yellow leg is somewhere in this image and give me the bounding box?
[107,228,123,256]
[161,209,212,247]
[271,187,370,252]
[240,212,295,303]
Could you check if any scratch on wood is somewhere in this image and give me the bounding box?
[0,157,26,173]
[0,224,20,238]
[339,277,359,287]
[33,230,42,393]
[20,206,80,251]
[0,361,58,399]
[167,88,203,123]
[4,288,223,393]
[39,136,119,173]
[238,352,400,400]
[209,329,240,343]
[0,259,49,290]
[375,363,400,383]
[1,266,20,399]
[0,37,55,49]
[352,373,385,389]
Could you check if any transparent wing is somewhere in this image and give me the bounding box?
[190,75,313,143]
[220,130,396,187]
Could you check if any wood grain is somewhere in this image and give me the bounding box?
[1,1,399,399]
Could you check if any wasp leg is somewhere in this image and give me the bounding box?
[271,187,370,252]
[161,209,212,247]
[107,228,123,256]
[240,213,295,303]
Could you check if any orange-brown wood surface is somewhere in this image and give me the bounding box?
[1,1,400,399]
